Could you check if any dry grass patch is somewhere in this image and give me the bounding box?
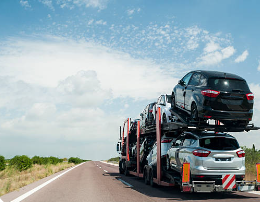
[0,162,74,196]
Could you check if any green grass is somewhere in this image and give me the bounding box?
[107,157,120,163]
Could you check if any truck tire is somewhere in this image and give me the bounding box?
[166,156,171,170]
[119,161,124,174]
[124,162,129,176]
[149,168,155,187]
[144,168,149,185]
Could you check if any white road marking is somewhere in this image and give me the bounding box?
[10,162,85,202]
[117,178,133,188]
[104,170,108,173]
[249,191,260,195]
[0,198,4,202]
[99,167,102,169]
[96,165,99,166]
[100,161,119,167]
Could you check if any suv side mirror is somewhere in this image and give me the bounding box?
[178,80,185,86]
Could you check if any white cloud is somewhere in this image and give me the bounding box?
[88,19,94,25]
[57,0,108,10]
[95,20,107,25]
[235,50,249,63]
[221,46,236,59]
[57,70,112,107]
[0,36,178,99]
[126,8,141,16]
[20,0,31,8]
[204,41,220,53]
[0,36,183,160]
[197,46,235,66]
[127,9,135,16]
[39,0,54,10]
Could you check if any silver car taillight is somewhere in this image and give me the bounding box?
[192,149,211,157]
[236,150,245,158]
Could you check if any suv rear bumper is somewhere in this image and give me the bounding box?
[191,166,245,176]
[199,107,253,121]
[191,174,245,185]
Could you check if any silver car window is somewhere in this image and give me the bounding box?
[161,95,166,105]
[183,135,197,147]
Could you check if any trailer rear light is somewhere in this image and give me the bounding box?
[161,139,172,143]
[236,150,245,158]
[246,93,254,100]
[192,150,211,157]
[196,175,205,178]
[201,89,220,98]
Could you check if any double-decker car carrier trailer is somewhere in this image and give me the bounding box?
[117,107,260,192]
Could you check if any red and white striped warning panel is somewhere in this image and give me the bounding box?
[222,174,236,190]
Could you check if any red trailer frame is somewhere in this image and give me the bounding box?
[128,107,174,186]
[119,107,260,192]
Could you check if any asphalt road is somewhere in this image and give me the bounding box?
[2,161,260,202]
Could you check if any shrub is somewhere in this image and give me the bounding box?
[32,156,43,165]
[41,157,50,165]
[68,157,83,164]
[49,157,60,165]
[0,155,5,171]
[10,155,32,171]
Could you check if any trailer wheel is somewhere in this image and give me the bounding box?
[149,169,155,187]
[119,161,124,174]
[144,168,149,185]
[166,156,171,170]
[124,163,129,176]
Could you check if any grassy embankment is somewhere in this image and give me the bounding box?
[107,157,120,164]
[108,145,260,181]
[0,156,87,196]
[0,162,74,196]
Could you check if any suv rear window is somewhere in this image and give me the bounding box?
[199,137,239,150]
[208,78,250,92]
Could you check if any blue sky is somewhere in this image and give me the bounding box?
[0,0,260,160]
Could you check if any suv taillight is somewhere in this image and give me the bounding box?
[161,139,172,143]
[192,149,211,157]
[246,93,254,100]
[201,89,220,98]
[236,150,245,158]
[149,109,153,113]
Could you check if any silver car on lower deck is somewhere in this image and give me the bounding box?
[166,131,245,182]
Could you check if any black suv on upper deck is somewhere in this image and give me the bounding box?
[171,70,254,126]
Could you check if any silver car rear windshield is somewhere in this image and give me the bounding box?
[199,137,239,150]
[208,78,250,92]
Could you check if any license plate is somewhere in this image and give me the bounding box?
[215,158,231,162]
[221,99,242,105]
